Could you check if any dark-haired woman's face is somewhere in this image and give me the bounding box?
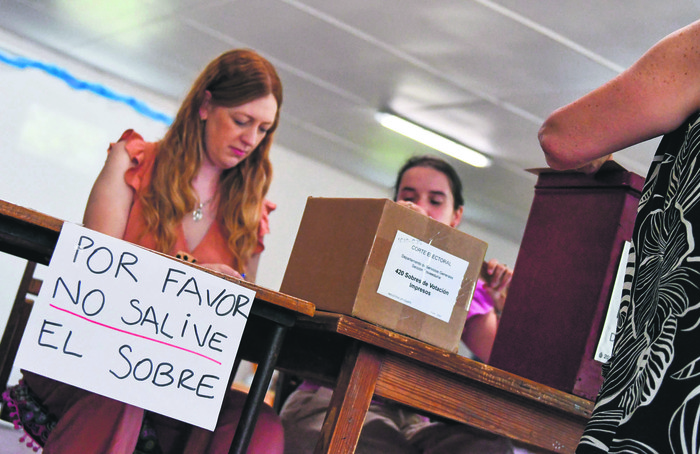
[199,92,277,171]
[396,166,463,227]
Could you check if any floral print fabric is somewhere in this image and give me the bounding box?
[578,113,700,453]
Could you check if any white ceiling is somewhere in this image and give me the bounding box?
[1,0,697,245]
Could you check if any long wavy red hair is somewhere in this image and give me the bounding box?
[139,49,283,272]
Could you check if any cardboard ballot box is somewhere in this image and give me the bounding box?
[280,198,488,352]
[489,162,644,400]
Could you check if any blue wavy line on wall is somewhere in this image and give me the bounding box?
[0,49,173,125]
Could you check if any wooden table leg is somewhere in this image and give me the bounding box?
[314,342,383,454]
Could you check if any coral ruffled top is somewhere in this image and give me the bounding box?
[116,129,273,268]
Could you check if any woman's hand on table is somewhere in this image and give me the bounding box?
[201,263,246,280]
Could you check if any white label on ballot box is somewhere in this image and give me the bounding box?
[15,222,255,430]
[377,230,469,322]
[595,240,631,364]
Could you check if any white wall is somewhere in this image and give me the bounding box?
[258,148,389,288]
[0,30,520,384]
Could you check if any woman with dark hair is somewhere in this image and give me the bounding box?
[4,49,284,453]
[393,155,511,363]
[280,155,514,454]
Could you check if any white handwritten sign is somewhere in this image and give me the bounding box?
[377,230,469,322]
[15,222,255,430]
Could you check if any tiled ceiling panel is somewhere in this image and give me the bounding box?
[0,0,695,244]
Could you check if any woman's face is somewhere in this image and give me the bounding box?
[396,166,464,228]
[199,92,278,171]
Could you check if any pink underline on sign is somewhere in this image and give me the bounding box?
[49,304,222,365]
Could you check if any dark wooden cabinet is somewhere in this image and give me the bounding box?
[489,162,644,400]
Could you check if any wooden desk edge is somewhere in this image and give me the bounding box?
[0,200,315,317]
[296,310,594,418]
[0,201,63,233]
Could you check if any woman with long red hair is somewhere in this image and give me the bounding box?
[4,48,284,453]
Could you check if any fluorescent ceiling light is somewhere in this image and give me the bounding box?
[375,112,492,168]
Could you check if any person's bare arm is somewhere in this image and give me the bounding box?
[480,258,512,313]
[201,254,258,282]
[539,20,700,170]
[460,259,512,363]
[83,141,135,238]
[462,312,499,363]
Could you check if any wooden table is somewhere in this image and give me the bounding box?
[271,311,595,454]
[2,198,596,453]
[0,199,315,454]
